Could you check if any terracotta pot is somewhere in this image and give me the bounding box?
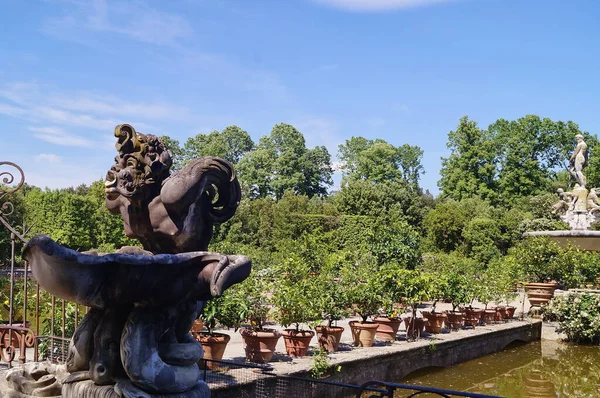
[505,306,516,320]
[373,317,401,342]
[524,282,558,307]
[315,326,344,352]
[423,311,447,334]
[192,332,231,370]
[239,328,281,364]
[403,317,427,339]
[445,311,464,330]
[190,319,204,332]
[281,329,314,357]
[463,308,483,328]
[495,306,507,322]
[479,309,496,325]
[349,321,379,347]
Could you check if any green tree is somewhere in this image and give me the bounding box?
[423,200,470,253]
[334,179,425,228]
[237,123,332,199]
[462,217,501,264]
[338,137,424,188]
[438,116,498,203]
[159,135,183,171]
[491,115,590,205]
[182,125,254,166]
[23,187,96,251]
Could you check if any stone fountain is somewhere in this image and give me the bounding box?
[524,134,600,250]
[7,124,251,398]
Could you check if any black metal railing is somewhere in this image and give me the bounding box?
[357,380,502,398]
[200,358,501,398]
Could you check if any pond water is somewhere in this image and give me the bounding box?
[400,340,600,397]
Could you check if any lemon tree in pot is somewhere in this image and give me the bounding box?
[236,272,281,364]
[397,270,431,340]
[444,272,469,331]
[372,263,406,342]
[341,255,382,347]
[511,237,561,307]
[487,256,520,320]
[272,255,320,358]
[476,271,503,325]
[193,293,245,370]
[314,268,349,352]
[420,272,448,334]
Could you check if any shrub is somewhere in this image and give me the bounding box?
[543,293,600,344]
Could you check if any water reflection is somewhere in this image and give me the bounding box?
[401,341,600,398]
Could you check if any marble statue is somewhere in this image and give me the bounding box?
[549,134,600,230]
[18,124,251,398]
[569,134,588,187]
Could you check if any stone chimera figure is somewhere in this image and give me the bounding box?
[22,124,250,398]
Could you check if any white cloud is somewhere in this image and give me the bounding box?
[0,80,189,136]
[42,0,193,46]
[29,126,95,148]
[312,0,461,12]
[0,103,26,118]
[34,153,62,164]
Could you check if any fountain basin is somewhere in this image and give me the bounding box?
[23,235,252,309]
[523,230,600,251]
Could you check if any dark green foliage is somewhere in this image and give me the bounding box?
[440,115,598,207]
[462,217,501,264]
[439,116,498,203]
[423,200,470,253]
[181,125,254,166]
[338,137,424,189]
[237,123,332,199]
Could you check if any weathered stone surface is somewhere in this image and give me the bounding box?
[104,124,241,255]
[19,125,251,397]
[523,230,600,251]
[24,235,251,309]
[2,363,65,398]
[528,134,600,249]
[61,380,119,398]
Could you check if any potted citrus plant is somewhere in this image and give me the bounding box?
[444,272,469,331]
[314,270,349,352]
[341,256,382,347]
[272,256,320,357]
[372,263,404,342]
[236,273,281,364]
[421,272,448,334]
[193,293,245,370]
[397,270,430,340]
[513,237,561,307]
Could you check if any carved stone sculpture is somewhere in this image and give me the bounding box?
[568,134,588,187]
[21,124,251,398]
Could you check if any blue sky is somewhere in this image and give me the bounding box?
[1,0,599,194]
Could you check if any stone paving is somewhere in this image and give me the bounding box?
[216,289,538,367]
